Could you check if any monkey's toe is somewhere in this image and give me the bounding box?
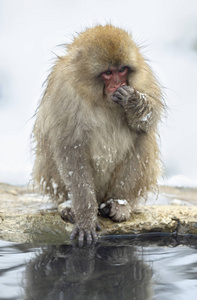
[60,207,75,224]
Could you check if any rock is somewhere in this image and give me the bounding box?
[0,183,197,243]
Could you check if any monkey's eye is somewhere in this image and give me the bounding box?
[119,66,127,73]
[104,70,112,75]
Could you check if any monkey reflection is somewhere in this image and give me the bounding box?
[33,25,164,243]
[24,243,152,300]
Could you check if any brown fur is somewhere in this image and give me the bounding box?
[33,25,164,239]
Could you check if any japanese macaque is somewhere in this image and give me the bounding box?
[33,25,164,244]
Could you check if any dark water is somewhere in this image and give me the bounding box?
[1,235,197,300]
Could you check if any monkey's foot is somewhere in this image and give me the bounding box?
[58,201,75,224]
[99,199,131,222]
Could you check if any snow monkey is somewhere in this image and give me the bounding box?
[33,25,164,244]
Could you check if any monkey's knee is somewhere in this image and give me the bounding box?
[58,201,75,224]
[99,199,131,222]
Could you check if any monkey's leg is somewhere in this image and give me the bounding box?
[99,155,141,222]
[52,140,100,245]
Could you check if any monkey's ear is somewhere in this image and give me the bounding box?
[69,47,84,63]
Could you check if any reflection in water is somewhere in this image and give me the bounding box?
[24,242,152,300]
[1,236,197,300]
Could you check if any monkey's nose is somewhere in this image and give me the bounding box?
[113,82,126,91]
[114,82,122,88]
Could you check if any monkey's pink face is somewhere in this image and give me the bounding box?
[101,66,129,96]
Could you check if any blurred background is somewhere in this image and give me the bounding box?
[0,0,197,187]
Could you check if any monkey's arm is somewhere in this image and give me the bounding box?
[54,142,99,244]
[111,86,162,133]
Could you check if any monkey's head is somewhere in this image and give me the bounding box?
[66,25,146,102]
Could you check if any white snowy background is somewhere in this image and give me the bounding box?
[0,0,197,187]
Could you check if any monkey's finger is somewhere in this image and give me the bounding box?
[78,229,85,242]
[116,87,130,97]
[111,95,123,104]
[86,231,93,245]
[111,91,122,99]
[70,226,79,240]
[77,230,85,247]
[118,214,126,222]
[121,85,135,94]
[91,231,98,243]
[109,204,117,218]
[111,212,122,222]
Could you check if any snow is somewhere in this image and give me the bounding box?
[164,175,197,188]
[116,199,128,206]
[0,0,197,187]
[137,91,147,102]
[58,200,72,212]
[105,199,128,206]
[141,111,152,122]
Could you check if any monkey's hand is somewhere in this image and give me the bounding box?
[111,86,157,132]
[59,204,101,245]
[70,222,101,246]
[111,86,135,108]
